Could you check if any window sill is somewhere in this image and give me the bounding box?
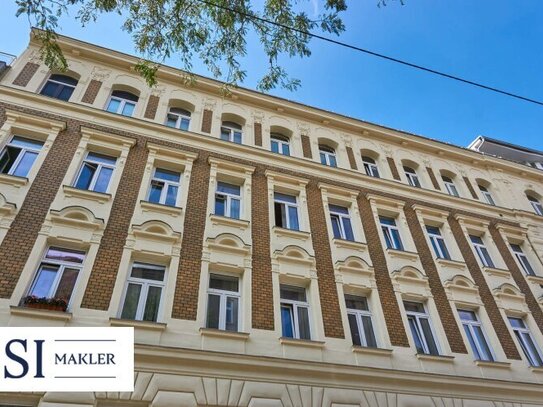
[474,360,511,370]
[199,327,250,340]
[109,317,166,331]
[435,258,467,270]
[386,248,419,262]
[482,266,511,278]
[416,353,455,363]
[279,337,325,348]
[332,238,367,252]
[351,345,393,356]
[530,366,543,374]
[526,275,543,285]
[272,226,311,241]
[209,214,250,230]
[140,200,183,217]
[0,173,28,188]
[63,185,111,203]
[10,305,72,321]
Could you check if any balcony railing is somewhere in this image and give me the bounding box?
[0,51,16,76]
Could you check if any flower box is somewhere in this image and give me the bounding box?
[22,296,68,312]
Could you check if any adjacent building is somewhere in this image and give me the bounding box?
[0,30,543,407]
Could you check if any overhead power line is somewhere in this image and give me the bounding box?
[195,0,543,107]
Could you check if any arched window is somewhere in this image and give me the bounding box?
[166,107,191,131]
[319,145,337,167]
[270,133,290,156]
[362,156,380,178]
[441,175,459,197]
[527,194,543,216]
[40,74,78,101]
[478,184,495,206]
[403,166,420,187]
[220,121,242,144]
[106,90,139,116]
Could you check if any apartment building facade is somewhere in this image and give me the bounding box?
[0,30,543,406]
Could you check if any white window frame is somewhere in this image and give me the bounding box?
[528,196,543,216]
[147,167,182,206]
[405,302,441,355]
[404,166,421,187]
[362,156,380,178]
[458,309,494,361]
[319,145,337,167]
[165,107,191,130]
[380,216,404,250]
[442,176,460,197]
[280,285,311,340]
[345,295,377,347]
[270,133,290,156]
[426,226,450,259]
[206,273,241,331]
[0,135,43,177]
[470,235,495,268]
[511,244,536,276]
[106,92,137,116]
[73,151,117,193]
[40,74,78,100]
[274,192,300,230]
[478,185,496,205]
[509,317,543,367]
[215,182,242,218]
[329,204,354,241]
[220,122,243,144]
[119,262,166,322]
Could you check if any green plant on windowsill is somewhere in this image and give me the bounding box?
[22,295,68,312]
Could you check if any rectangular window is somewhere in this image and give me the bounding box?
[404,301,440,355]
[280,285,311,340]
[426,225,451,260]
[329,204,354,241]
[206,274,240,331]
[0,136,43,178]
[509,317,543,367]
[214,181,241,219]
[147,168,181,206]
[469,235,495,268]
[26,247,85,308]
[458,309,494,361]
[120,262,166,322]
[510,244,536,276]
[443,179,459,197]
[274,192,300,231]
[380,216,404,250]
[74,152,117,193]
[345,294,377,347]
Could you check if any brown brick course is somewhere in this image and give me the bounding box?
[404,204,467,353]
[12,62,39,87]
[254,122,262,147]
[201,109,213,133]
[305,181,344,338]
[357,194,410,347]
[387,157,401,181]
[301,135,313,159]
[489,223,543,336]
[81,139,148,310]
[346,146,358,170]
[463,176,479,200]
[81,79,103,104]
[171,153,210,319]
[447,214,521,360]
[426,167,441,190]
[251,166,274,330]
[143,95,160,120]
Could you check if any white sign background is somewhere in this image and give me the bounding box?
[0,327,134,391]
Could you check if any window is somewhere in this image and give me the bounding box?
[120,262,165,322]
[469,235,495,268]
[509,317,543,367]
[274,192,299,230]
[380,216,404,250]
[270,133,290,156]
[0,136,43,177]
[478,184,495,206]
[319,145,337,167]
[26,247,85,307]
[329,204,354,241]
[426,226,451,260]
[404,301,439,355]
[206,274,240,331]
[40,74,78,101]
[214,182,241,219]
[511,244,536,276]
[404,166,421,187]
[147,168,181,206]
[362,156,380,178]
[345,294,377,347]
[458,309,494,361]
[106,90,138,116]
[527,195,543,216]
[280,285,311,340]
[220,121,242,144]
[442,175,459,197]
[74,152,116,193]
[165,107,191,130]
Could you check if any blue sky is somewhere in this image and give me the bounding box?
[1,0,542,150]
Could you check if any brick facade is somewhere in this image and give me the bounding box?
[346,146,358,170]
[81,79,103,104]
[201,109,213,133]
[144,95,160,120]
[81,139,148,310]
[171,153,210,320]
[463,176,479,199]
[12,62,39,87]
[254,122,262,147]
[301,134,313,159]
[426,167,441,190]
[387,157,401,181]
